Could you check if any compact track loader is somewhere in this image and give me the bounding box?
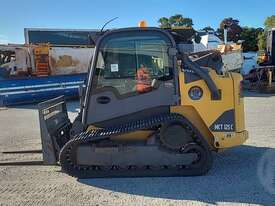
[38,26,248,178]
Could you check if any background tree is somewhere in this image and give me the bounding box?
[158,14,193,28]
[218,17,242,42]
[264,15,275,28]
[202,26,215,32]
[258,15,275,50]
[158,17,171,28]
[257,32,266,50]
[240,27,263,52]
[158,14,199,44]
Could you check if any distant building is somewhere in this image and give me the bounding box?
[24,28,100,46]
[193,30,222,52]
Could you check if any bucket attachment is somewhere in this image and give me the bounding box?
[38,96,71,165]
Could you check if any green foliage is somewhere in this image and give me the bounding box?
[257,31,267,50]
[202,26,214,32]
[158,14,193,28]
[257,15,275,51]
[169,27,200,43]
[264,15,275,28]
[218,17,242,42]
[157,14,275,52]
[158,17,171,28]
[240,27,263,52]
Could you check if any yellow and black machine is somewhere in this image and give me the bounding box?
[38,24,248,178]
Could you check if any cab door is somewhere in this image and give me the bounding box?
[83,29,179,127]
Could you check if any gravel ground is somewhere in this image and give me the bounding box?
[0,92,275,206]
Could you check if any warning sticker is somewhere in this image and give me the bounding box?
[111,64,119,72]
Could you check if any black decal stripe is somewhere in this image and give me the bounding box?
[209,109,235,132]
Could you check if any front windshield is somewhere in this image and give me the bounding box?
[93,31,173,95]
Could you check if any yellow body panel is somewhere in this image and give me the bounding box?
[171,105,215,149]
[232,72,245,132]
[111,130,154,141]
[172,67,247,149]
[86,67,248,149]
[212,130,248,148]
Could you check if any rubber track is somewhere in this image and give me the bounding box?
[59,113,212,178]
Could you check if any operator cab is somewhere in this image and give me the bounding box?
[83,28,179,126]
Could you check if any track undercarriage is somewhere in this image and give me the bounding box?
[60,113,213,178]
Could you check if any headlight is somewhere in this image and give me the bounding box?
[188,86,203,100]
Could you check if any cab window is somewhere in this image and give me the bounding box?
[93,32,173,96]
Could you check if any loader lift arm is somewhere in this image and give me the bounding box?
[180,53,221,100]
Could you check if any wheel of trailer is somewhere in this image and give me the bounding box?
[160,119,213,175]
